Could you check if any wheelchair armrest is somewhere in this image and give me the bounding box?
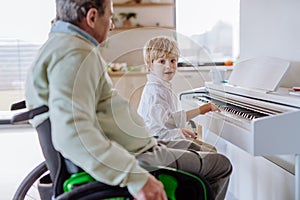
[10,100,26,110]
[11,105,49,124]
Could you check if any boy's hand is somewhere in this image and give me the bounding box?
[181,128,197,139]
[199,102,220,114]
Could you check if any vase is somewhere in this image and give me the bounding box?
[123,19,132,27]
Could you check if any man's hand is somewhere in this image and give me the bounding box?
[133,174,167,200]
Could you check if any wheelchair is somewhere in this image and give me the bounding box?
[11,100,214,200]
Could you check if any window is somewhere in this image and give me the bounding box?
[176,0,240,65]
[0,1,55,111]
[0,40,40,90]
[0,1,240,111]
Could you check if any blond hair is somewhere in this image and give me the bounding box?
[143,36,179,67]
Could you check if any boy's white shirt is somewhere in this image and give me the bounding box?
[137,73,187,140]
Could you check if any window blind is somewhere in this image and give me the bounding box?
[0,39,40,90]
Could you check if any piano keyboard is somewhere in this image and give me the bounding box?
[193,94,269,121]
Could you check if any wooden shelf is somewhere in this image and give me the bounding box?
[114,2,174,7]
[113,26,175,30]
[112,1,175,33]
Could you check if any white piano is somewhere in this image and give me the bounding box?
[180,57,300,200]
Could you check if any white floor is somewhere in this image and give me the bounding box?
[0,125,44,199]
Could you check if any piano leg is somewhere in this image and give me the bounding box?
[296,154,300,200]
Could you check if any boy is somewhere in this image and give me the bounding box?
[138,36,218,151]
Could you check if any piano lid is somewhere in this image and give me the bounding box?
[228,57,290,92]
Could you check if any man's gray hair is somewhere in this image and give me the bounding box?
[56,0,106,24]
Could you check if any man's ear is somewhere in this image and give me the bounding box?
[86,8,98,28]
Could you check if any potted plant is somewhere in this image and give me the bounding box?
[119,12,137,27]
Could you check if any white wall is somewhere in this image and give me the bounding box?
[239,0,300,87]
[102,28,176,66]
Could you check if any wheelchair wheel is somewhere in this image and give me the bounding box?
[13,161,48,200]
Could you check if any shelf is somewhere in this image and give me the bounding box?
[113,26,175,30]
[112,0,175,33]
[114,2,174,7]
